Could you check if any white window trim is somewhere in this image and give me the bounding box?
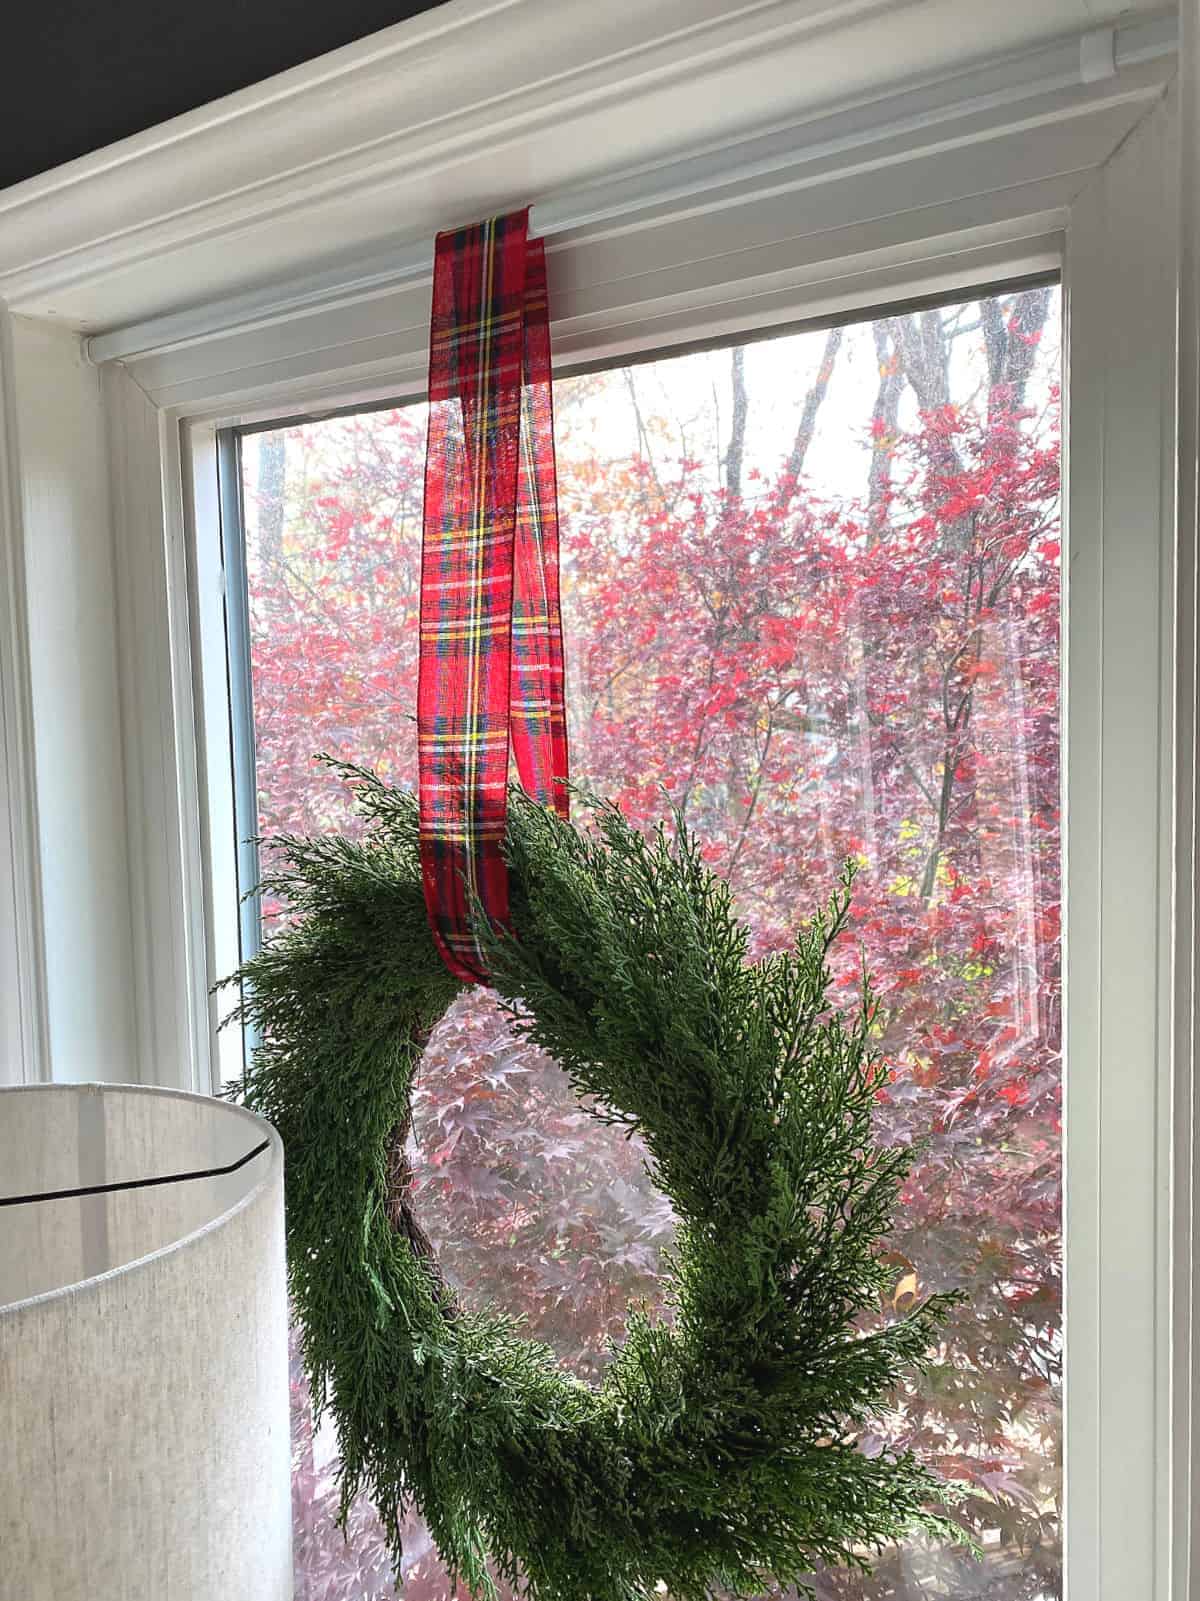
[0,2,1192,1596]
[1174,7,1200,1594]
[0,313,48,1084]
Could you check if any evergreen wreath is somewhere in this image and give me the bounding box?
[227,763,964,1601]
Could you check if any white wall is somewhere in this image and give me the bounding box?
[7,316,135,1082]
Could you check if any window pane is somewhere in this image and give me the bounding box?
[239,282,1062,1600]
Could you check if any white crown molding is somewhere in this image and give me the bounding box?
[0,0,919,318]
[0,0,1175,342]
[96,23,1174,399]
[77,11,1171,368]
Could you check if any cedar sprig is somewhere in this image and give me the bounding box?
[225,766,968,1601]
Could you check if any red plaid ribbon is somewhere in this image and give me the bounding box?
[418,209,569,983]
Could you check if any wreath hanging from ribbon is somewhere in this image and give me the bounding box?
[228,211,964,1599]
[231,771,961,1601]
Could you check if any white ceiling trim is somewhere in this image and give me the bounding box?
[0,0,917,316]
[88,11,1175,370]
[0,0,1175,345]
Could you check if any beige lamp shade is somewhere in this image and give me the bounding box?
[0,1084,291,1600]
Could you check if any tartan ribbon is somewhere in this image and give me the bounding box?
[418,209,569,983]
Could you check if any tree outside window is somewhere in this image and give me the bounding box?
[239,282,1062,1601]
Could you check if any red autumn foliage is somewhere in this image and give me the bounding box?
[243,286,1061,1600]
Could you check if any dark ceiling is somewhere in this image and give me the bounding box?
[0,1,450,192]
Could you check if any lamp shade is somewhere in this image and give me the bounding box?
[0,1084,291,1600]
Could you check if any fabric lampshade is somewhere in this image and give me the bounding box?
[0,1083,291,1600]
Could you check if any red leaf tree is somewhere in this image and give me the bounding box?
[243,285,1061,1600]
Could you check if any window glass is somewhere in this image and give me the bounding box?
[238,282,1062,1600]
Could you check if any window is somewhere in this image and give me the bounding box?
[224,280,1061,1599]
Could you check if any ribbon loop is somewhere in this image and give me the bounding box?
[418,210,569,983]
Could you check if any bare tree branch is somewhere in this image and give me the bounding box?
[622,368,663,499]
[776,324,843,513]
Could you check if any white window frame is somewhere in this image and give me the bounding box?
[0,3,1193,1596]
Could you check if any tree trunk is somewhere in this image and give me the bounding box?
[776,323,843,514]
[726,344,748,499]
[257,430,286,569]
[866,321,902,540]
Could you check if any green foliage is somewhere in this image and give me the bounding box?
[227,765,965,1601]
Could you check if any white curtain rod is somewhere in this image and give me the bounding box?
[87,14,1177,367]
